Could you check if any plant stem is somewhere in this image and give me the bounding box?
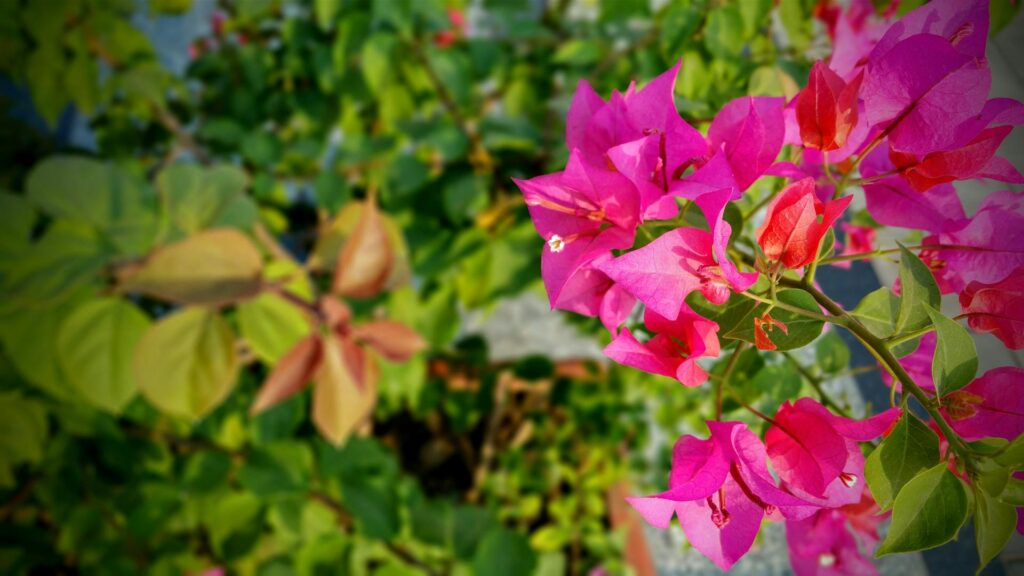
[716,343,748,419]
[778,277,975,469]
[780,351,850,417]
[737,291,833,323]
[884,324,935,347]
[820,243,996,265]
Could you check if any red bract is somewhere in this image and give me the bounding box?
[796,61,863,151]
[891,125,1024,192]
[959,267,1024,349]
[756,178,852,269]
[942,367,1024,441]
[753,312,788,351]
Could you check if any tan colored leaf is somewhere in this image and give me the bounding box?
[312,334,378,446]
[119,228,263,306]
[313,202,410,293]
[351,320,427,362]
[331,199,393,298]
[250,334,321,415]
[134,308,239,419]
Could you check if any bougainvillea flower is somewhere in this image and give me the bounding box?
[796,61,863,151]
[567,62,707,217]
[823,0,889,81]
[514,150,639,310]
[785,490,886,576]
[880,332,936,392]
[754,312,788,351]
[604,304,719,386]
[862,33,989,157]
[890,126,1024,192]
[628,422,818,571]
[599,224,749,321]
[862,178,966,235]
[942,367,1024,441]
[832,223,876,269]
[870,0,988,62]
[757,178,852,270]
[554,254,637,333]
[766,398,899,507]
[920,190,1024,293]
[708,96,786,190]
[434,8,465,47]
[959,267,1024,350]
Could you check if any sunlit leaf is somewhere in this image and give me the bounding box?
[876,463,968,555]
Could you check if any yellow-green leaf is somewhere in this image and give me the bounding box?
[975,486,1016,573]
[134,308,239,419]
[57,297,151,413]
[312,335,377,446]
[119,228,263,306]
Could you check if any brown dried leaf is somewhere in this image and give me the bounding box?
[312,334,378,446]
[331,199,393,298]
[119,228,263,306]
[351,320,427,362]
[250,334,321,414]
[319,296,352,331]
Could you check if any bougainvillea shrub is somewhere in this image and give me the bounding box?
[515,0,1024,572]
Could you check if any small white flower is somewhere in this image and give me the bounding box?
[547,234,566,253]
[819,553,836,568]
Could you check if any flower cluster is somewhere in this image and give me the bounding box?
[516,0,1023,572]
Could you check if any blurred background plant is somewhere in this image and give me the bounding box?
[1,0,1019,575]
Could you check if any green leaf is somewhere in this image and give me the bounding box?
[237,294,310,364]
[990,0,1021,36]
[815,331,850,374]
[342,478,400,540]
[26,156,156,254]
[0,287,92,401]
[134,308,240,419]
[553,39,601,66]
[703,6,744,59]
[472,527,537,576]
[237,441,314,497]
[0,391,48,488]
[157,164,253,236]
[3,221,108,306]
[995,433,1024,468]
[181,450,232,493]
[974,486,1017,573]
[738,0,772,38]
[0,192,36,264]
[852,287,900,338]
[864,412,940,510]
[999,476,1024,507]
[56,297,151,413]
[722,289,825,350]
[925,307,978,397]
[876,463,967,555]
[895,246,940,333]
[203,491,263,559]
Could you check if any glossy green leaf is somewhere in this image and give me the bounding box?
[852,287,900,338]
[925,307,978,397]
[56,297,151,413]
[134,308,240,419]
[895,246,940,334]
[876,463,968,555]
[864,412,939,510]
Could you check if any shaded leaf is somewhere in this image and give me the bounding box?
[864,412,939,510]
[896,246,940,333]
